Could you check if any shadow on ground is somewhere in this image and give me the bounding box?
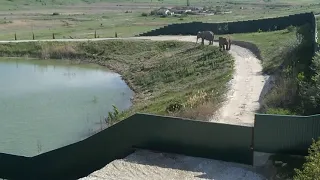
[254,152,305,180]
[122,149,265,179]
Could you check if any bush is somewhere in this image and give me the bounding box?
[297,52,320,115]
[52,12,60,16]
[294,138,320,180]
[266,108,295,115]
[287,25,296,32]
[261,24,315,115]
[150,9,157,15]
[141,12,148,17]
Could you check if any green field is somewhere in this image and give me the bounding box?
[0,0,319,40]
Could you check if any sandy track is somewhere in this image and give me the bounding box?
[0,36,268,179]
[130,35,266,126]
[79,150,266,180]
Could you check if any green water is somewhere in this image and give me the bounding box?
[0,58,133,157]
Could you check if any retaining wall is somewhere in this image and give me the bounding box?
[137,12,318,59]
[0,113,253,180]
[254,113,320,155]
[137,12,314,36]
[1,113,320,180]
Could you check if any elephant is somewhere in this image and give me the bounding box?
[196,31,214,45]
[219,36,231,51]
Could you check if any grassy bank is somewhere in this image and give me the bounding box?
[229,28,297,74]
[230,25,317,179]
[231,25,315,115]
[0,40,233,121]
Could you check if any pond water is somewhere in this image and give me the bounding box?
[0,58,133,156]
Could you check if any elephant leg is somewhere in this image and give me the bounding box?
[223,44,226,50]
[201,38,204,45]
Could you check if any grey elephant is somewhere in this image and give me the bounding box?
[219,36,231,51]
[196,31,214,45]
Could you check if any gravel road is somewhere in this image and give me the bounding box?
[0,36,269,180]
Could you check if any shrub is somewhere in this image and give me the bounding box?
[294,138,320,180]
[266,108,295,115]
[52,12,60,16]
[180,13,188,18]
[261,24,315,115]
[287,25,296,32]
[150,9,157,15]
[141,12,148,17]
[297,52,320,115]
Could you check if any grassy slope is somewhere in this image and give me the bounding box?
[0,40,233,120]
[232,25,316,115]
[230,25,316,179]
[230,29,296,74]
[230,28,300,115]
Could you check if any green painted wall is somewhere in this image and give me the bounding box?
[254,113,320,155]
[0,113,253,180]
[138,12,314,36]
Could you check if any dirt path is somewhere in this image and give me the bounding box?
[0,36,268,179]
[130,35,266,126]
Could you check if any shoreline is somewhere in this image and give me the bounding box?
[0,39,234,122]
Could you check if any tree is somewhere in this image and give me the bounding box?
[294,138,320,180]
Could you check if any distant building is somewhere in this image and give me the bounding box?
[154,8,174,16]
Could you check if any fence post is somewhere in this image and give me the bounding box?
[52,33,55,39]
[32,33,35,40]
[115,32,118,38]
[94,30,97,38]
[14,33,17,40]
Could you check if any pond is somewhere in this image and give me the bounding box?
[0,58,133,156]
